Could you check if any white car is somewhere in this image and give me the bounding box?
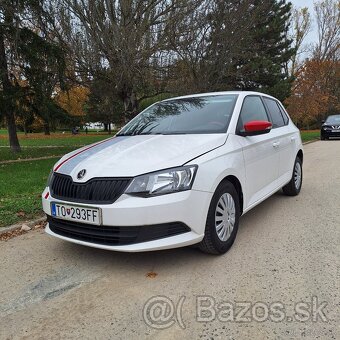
[42,91,303,254]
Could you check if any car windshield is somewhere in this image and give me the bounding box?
[117,95,238,135]
[325,115,340,124]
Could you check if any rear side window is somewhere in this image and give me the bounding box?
[237,96,269,131]
[263,98,285,128]
[278,104,289,125]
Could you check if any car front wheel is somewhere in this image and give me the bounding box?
[199,180,240,254]
[282,156,303,196]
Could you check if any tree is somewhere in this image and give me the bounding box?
[288,6,312,76]
[18,28,70,135]
[85,76,124,133]
[178,0,294,100]
[285,59,340,128]
[164,0,295,102]
[313,0,340,61]
[0,0,70,152]
[234,0,295,101]
[55,86,89,121]
[285,0,339,128]
[57,0,201,120]
[0,1,21,152]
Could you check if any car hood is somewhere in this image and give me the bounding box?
[54,134,227,180]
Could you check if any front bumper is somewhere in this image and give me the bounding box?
[42,187,212,251]
[321,130,340,138]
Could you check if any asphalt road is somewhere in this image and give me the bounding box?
[1,140,339,340]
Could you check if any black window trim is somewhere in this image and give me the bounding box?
[276,101,290,125]
[236,95,271,135]
[262,96,288,129]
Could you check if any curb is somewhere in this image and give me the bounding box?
[302,139,320,145]
[0,216,46,235]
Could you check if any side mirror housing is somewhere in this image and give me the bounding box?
[239,120,272,137]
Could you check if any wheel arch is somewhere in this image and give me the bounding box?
[221,175,244,215]
[297,149,303,163]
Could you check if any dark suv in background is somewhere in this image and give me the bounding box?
[321,115,340,140]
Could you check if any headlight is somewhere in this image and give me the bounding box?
[125,165,198,197]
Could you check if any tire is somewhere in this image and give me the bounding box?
[282,157,302,196]
[199,180,240,254]
[321,136,325,140]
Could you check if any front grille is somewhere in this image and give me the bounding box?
[50,173,131,204]
[47,216,191,246]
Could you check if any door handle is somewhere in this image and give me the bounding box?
[272,141,280,148]
[290,136,296,141]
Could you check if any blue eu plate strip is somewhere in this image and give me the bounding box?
[51,203,56,216]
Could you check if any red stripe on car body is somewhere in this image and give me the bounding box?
[54,136,116,172]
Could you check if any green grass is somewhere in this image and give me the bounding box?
[0,146,77,161]
[0,131,115,226]
[0,131,116,227]
[0,158,58,227]
[0,132,111,147]
[300,130,320,142]
[0,130,115,161]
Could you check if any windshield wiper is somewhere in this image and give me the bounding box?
[139,132,164,135]
[117,132,165,136]
[161,132,188,135]
[116,133,133,136]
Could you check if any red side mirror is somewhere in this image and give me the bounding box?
[241,120,272,136]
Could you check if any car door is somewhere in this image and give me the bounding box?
[262,97,296,186]
[234,95,280,209]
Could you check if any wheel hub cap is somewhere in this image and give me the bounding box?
[294,162,302,189]
[215,193,236,241]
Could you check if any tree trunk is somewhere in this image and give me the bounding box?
[108,122,111,135]
[44,122,50,135]
[123,89,139,122]
[0,29,21,152]
[130,91,138,115]
[6,112,21,152]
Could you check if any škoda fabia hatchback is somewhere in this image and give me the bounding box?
[42,92,303,254]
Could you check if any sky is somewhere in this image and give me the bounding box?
[290,0,318,45]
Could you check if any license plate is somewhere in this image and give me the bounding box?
[332,130,339,132]
[51,202,101,225]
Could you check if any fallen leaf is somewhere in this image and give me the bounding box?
[16,210,26,217]
[0,220,47,242]
[0,229,26,241]
[146,271,158,279]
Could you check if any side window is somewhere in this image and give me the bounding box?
[263,98,285,128]
[237,96,269,132]
[278,103,289,125]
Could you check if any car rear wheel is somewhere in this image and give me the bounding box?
[199,180,240,254]
[282,156,302,196]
